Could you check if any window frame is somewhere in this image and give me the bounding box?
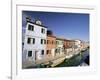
[27,37,31,44]
[41,28,45,34]
[27,50,32,57]
[28,24,34,31]
[32,38,35,44]
[41,50,44,55]
[41,39,46,44]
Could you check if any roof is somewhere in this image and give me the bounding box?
[47,35,56,38]
[56,37,75,42]
[56,37,65,41]
[27,21,47,28]
[64,39,72,41]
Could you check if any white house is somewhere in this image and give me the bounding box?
[22,18,47,68]
[55,38,64,56]
[74,39,82,51]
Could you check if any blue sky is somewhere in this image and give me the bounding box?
[22,11,89,42]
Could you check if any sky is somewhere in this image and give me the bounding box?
[22,11,89,42]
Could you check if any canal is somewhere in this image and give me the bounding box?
[56,49,89,67]
[26,49,89,69]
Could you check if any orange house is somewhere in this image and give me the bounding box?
[46,35,56,58]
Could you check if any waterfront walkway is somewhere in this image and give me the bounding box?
[23,47,88,68]
[35,49,82,65]
[35,54,66,65]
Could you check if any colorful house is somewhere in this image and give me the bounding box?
[64,39,75,55]
[22,18,47,68]
[74,39,82,51]
[55,38,64,56]
[46,35,56,58]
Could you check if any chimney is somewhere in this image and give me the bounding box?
[47,30,53,36]
[26,16,31,22]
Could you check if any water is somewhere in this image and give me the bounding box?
[56,49,89,67]
[26,49,89,69]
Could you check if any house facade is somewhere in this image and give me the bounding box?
[64,40,71,52]
[46,35,56,58]
[64,39,75,55]
[55,38,64,56]
[22,18,47,67]
[81,41,89,50]
[74,39,82,51]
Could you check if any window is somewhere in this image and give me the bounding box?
[47,40,51,44]
[44,40,46,44]
[41,28,45,34]
[56,41,59,45]
[41,39,43,44]
[55,49,60,53]
[41,39,46,44]
[55,49,58,53]
[32,38,35,44]
[47,40,49,44]
[27,37,35,44]
[27,38,31,44]
[52,41,54,44]
[28,24,34,31]
[58,48,60,53]
[28,51,32,57]
[41,50,44,55]
[22,42,24,45]
[47,50,49,54]
[62,48,64,52]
